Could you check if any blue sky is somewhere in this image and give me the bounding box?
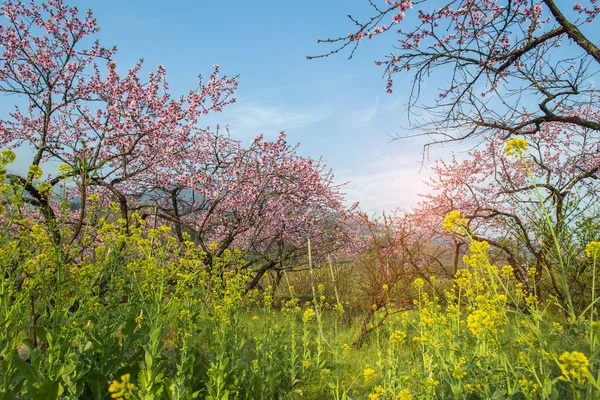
[67,0,445,213]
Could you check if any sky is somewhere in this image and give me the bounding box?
[5,0,472,213]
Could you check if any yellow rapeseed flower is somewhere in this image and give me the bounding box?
[0,149,16,164]
[501,265,514,279]
[398,389,413,400]
[504,137,528,156]
[585,241,600,257]
[108,374,135,399]
[389,330,407,345]
[413,278,425,290]
[443,210,467,233]
[28,165,43,180]
[467,309,495,336]
[363,365,376,381]
[302,308,316,323]
[559,351,590,384]
[469,240,490,254]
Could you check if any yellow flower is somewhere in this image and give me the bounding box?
[303,360,311,368]
[501,265,514,278]
[452,357,468,380]
[552,322,564,332]
[342,343,351,353]
[469,240,489,254]
[413,278,425,290]
[455,269,472,288]
[467,309,495,336]
[559,351,590,384]
[389,330,407,345]
[108,374,135,399]
[363,365,376,381]
[585,242,600,257]
[57,163,72,174]
[28,164,43,180]
[398,388,413,400]
[0,149,16,164]
[302,308,316,323]
[504,137,528,156]
[368,386,385,400]
[443,210,467,233]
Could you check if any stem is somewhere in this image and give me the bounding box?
[518,151,575,319]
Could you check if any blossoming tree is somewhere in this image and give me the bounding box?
[417,124,600,309]
[0,0,355,284]
[312,0,599,144]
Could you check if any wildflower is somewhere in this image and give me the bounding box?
[585,241,600,257]
[553,322,564,332]
[398,389,413,400]
[37,182,52,196]
[413,278,425,290]
[28,164,43,181]
[501,265,514,278]
[443,210,467,233]
[504,137,528,156]
[467,309,495,336]
[303,360,311,368]
[421,375,440,387]
[368,386,385,400]
[382,283,389,291]
[559,351,590,384]
[469,240,489,254]
[452,357,468,380]
[363,365,376,381]
[0,149,16,164]
[342,343,351,353]
[495,294,507,303]
[334,303,345,314]
[455,269,472,288]
[57,163,72,174]
[108,374,135,399]
[389,330,407,344]
[302,308,316,323]
[252,315,259,321]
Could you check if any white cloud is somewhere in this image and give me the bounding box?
[224,103,331,140]
[336,155,434,214]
